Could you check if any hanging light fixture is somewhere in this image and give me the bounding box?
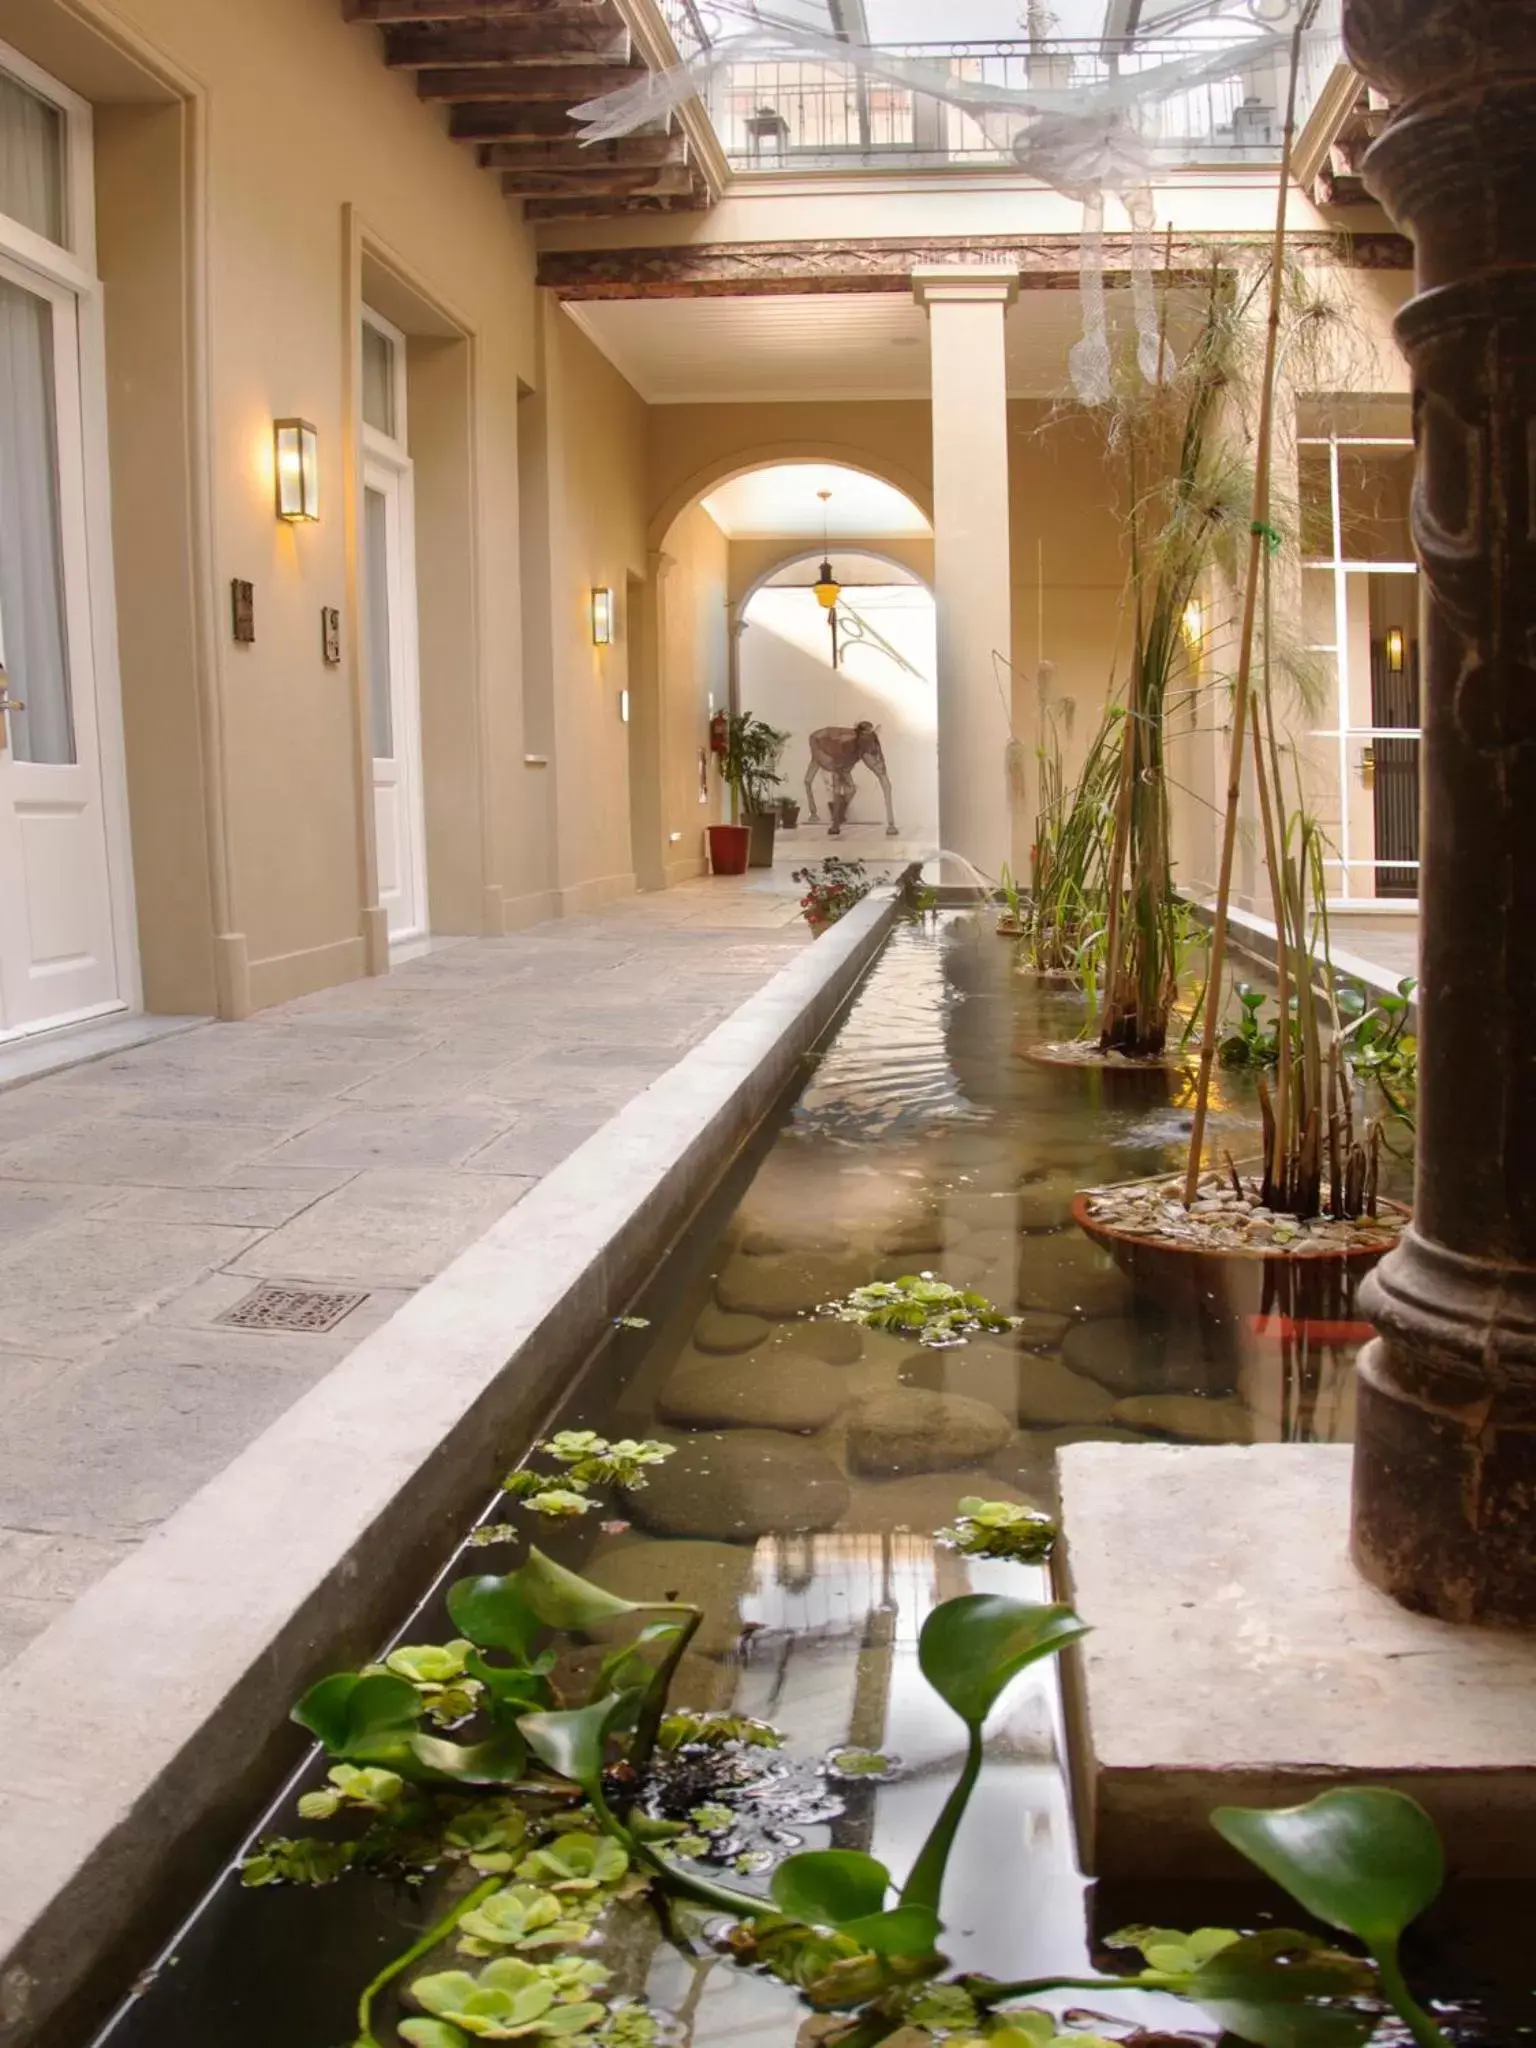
[812,489,841,610]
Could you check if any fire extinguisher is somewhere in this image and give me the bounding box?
[708,710,728,757]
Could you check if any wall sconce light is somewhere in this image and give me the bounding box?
[619,688,630,724]
[1385,625,1405,672]
[1182,598,1204,648]
[274,419,319,522]
[590,587,615,646]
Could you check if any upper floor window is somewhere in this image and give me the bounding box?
[0,67,64,245]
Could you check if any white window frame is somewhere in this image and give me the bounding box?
[0,35,140,1020]
[1297,429,1420,910]
[361,303,409,460]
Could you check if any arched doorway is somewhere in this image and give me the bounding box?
[739,548,938,864]
[643,458,936,886]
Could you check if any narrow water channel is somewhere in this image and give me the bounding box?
[93,917,1528,2048]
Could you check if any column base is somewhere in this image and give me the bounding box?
[1353,1229,1536,1628]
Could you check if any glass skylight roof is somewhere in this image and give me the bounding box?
[653,0,1342,175]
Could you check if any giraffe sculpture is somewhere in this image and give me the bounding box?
[804,721,899,836]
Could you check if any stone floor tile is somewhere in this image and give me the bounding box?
[0,1595,58,1666]
[227,1168,535,1288]
[120,1180,347,1229]
[0,1114,286,1188]
[463,1115,610,1177]
[0,1085,131,1148]
[340,1053,513,1109]
[0,1213,259,1357]
[0,1531,137,1601]
[263,1105,515,1170]
[0,1529,51,1591]
[0,1346,333,1534]
[0,1180,124,1245]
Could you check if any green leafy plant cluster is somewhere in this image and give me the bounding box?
[936,1498,1057,1565]
[265,1516,1456,2048]
[719,711,789,825]
[794,856,872,927]
[494,1433,674,1524]
[824,1275,1020,1348]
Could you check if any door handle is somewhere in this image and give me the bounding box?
[0,695,24,714]
[0,689,21,755]
[1359,744,1376,790]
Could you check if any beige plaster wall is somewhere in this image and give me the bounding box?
[657,501,728,883]
[8,0,542,1014]
[540,302,650,915]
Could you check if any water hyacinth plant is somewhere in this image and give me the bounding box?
[822,1275,1021,1347]
[259,1438,1458,2048]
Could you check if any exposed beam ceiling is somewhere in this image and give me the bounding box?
[342,0,713,217]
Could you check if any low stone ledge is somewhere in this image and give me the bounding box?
[1052,1442,1536,1881]
[0,890,896,2048]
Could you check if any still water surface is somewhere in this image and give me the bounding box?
[96,918,1526,2048]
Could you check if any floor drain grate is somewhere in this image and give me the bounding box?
[217,1282,369,1333]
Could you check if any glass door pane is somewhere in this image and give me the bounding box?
[364,484,394,759]
[0,272,73,763]
[0,68,65,244]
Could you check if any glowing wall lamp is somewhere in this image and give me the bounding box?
[1385,625,1405,672]
[274,419,320,522]
[590,586,615,646]
[1182,598,1204,648]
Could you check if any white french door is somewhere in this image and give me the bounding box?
[0,49,130,1040]
[363,453,427,943]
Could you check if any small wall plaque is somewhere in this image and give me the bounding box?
[231,579,255,644]
[321,606,341,666]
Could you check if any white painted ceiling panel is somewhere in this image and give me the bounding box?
[703,463,930,538]
[565,289,1154,406]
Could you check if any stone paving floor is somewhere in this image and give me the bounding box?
[0,874,817,1671]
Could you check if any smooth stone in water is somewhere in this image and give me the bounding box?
[739,1222,850,1258]
[942,1190,1019,1231]
[583,1538,756,1657]
[1014,1356,1119,1427]
[1060,1316,1168,1396]
[657,1355,848,1434]
[876,1215,965,1256]
[623,1429,851,1541]
[983,1431,1057,1499]
[1015,1233,1135,1320]
[772,1319,864,1365]
[1010,1309,1073,1353]
[898,1340,1020,1420]
[1111,1394,1255,1444]
[872,1251,989,1288]
[693,1305,772,1356]
[1013,1175,1081,1232]
[716,1250,871,1319]
[846,1388,1011,1477]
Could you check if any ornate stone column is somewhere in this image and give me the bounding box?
[913,267,1018,882]
[1346,0,1536,1624]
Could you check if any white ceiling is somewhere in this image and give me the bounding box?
[564,290,1153,406]
[703,463,930,539]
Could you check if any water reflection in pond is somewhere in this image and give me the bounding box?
[98,917,1527,2048]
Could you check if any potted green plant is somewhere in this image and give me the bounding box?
[709,712,787,876]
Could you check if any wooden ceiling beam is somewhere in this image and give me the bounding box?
[525,190,711,219]
[447,100,586,138]
[382,19,629,66]
[500,163,695,196]
[479,133,685,169]
[348,0,609,21]
[419,61,640,99]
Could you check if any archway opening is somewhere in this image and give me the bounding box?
[741,549,938,864]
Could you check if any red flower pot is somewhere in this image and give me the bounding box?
[707,823,751,876]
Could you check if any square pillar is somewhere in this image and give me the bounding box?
[914,267,1019,884]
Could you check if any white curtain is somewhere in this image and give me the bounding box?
[0,69,64,244]
[0,275,74,765]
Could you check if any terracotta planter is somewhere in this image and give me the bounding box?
[707,824,751,876]
[805,914,832,938]
[1071,1189,1408,1326]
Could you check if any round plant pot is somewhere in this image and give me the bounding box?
[1071,1189,1408,1327]
[746,809,778,870]
[804,914,832,939]
[707,823,751,876]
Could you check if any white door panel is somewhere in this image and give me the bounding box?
[0,256,121,1036]
[364,460,426,943]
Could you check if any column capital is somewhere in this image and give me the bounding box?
[912,265,1019,310]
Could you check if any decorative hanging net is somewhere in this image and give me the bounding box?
[571,0,1321,405]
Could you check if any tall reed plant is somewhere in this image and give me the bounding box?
[1021,703,1119,974]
